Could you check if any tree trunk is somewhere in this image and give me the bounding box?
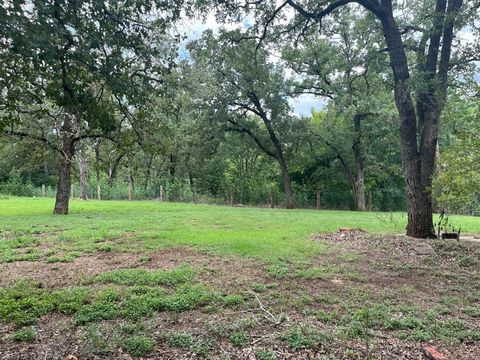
[353,114,366,211]
[248,91,294,209]
[169,154,176,179]
[129,167,135,191]
[144,155,154,191]
[188,172,196,203]
[277,153,294,209]
[108,152,124,186]
[379,10,436,237]
[94,139,101,200]
[78,149,88,200]
[53,121,75,214]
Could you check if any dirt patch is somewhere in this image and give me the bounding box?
[0,247,267,291]
[1,235,479,359]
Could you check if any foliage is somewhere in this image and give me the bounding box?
[434,89,480,213]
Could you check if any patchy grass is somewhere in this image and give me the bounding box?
[11,327,36,342]
[282,324,331,350]
[1,198,480,359]
[0,268,242,327]
[90,265,195,286]
[122,335,155,357]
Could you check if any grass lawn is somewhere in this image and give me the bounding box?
[2,197,480,260]
[0,197,479,359]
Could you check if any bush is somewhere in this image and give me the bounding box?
[0,168,41,197]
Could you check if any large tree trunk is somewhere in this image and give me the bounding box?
[78,149,88,200]
[353,114,366,211]
[53,115,75,214]
[379,10,436,237]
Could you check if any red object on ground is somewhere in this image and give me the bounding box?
[422,346,447,360]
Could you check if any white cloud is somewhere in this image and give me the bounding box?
[291,94,325,116]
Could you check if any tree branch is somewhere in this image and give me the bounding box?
[2,130,62,154]
[226,119,277,158]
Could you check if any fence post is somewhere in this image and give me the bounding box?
[41,184,46,198]
[316,190,321,210]
[368,192,372,211]
[70,184,74,199]
[128,183,132,201]
[159,185,164,202]
[97,184,101,200]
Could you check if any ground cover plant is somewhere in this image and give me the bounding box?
[0,197,479,359]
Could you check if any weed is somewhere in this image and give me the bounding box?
[92,265,195,286]
[340,251,358,262]
[0,280,55,325]
[54,287,91,314]
[203,305,218,314]
[229,331,249,347]
[385,316,422,330]
[467,294,480,303]
[74,288,121,324]
[120,322,146,335]
[83,325,109,355]
[11,327,36,342]
[222,294,245,308]
[314,293,340,304]
[122,335,155,356]
[462,307,480,318]
[95,244,113,252]
[165,331,195,349]
[139,255,152,263]
[252,283,267,293]
[46,252,80,263]
[282,324,329,350]
[255,349,277,360]
[266,263,289,278]
[458,255,477,267]
[192,338,213,358]
[316,309,338,324]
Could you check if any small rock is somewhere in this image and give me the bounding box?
[65,356,78,360]
[413,243,435,255]
[422,346,447,360]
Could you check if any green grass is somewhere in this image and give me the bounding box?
[90,265,195,286]
[11,327,36,342]
[281,324,330,350]
[122,335,155,356]
[1,197,480,262]
[0,268,242,327]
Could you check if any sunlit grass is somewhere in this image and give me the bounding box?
[1,197,479,261]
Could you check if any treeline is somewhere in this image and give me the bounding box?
[0,130,406,211]
[1,1,479,236]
